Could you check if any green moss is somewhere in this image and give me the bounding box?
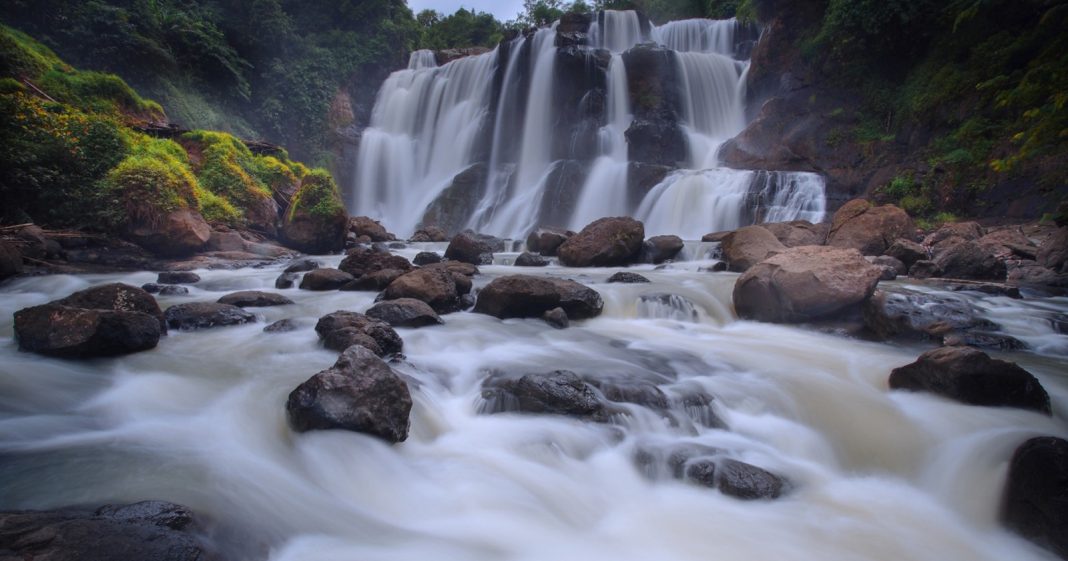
[104,152,199,227]
[287,168,344,222]
[198,189,241,224]
[0,25,64,79]
[254,155,299,196]
[181,130,273,221]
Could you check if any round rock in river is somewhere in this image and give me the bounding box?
[474,275,603,320]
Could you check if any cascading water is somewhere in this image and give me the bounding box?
[351,11,826,240]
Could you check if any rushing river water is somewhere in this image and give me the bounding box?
[1,244,1067,561]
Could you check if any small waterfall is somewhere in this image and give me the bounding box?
[755,171,828,224]
[654,18,740,55]
[590,10,647,53]
[568,54,632,231]
[675,51,749,168]
[637,293,701,322]
[353,49,497,236]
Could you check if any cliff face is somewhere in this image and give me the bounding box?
[721,0,1067,222]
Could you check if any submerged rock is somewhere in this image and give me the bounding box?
[264,319,299,333]
[381,266,470,314]
[315,310,403,356]
[286,345,412,442]
[275,272,299,289]
[863,289,1023,350]
[558,217,645,267]
[889,347,1050,414]
[607,271,651,284]
[299,268,354,291]
[713,459,787,500]
[217,290,294,307]
[0,500,216,561]
[1002,437,1068,559]
[482,370,605,419]
[526,227,573,256]
[156,271,200,285]
[164,302,255,330]
[639,235,684,264]
[541,307,569,329]
[365,298,443,328]
[413,251,442,266]
[474,275,603,320]
[515,252,549,267]
[284,258,320,273]
[733,246,882,323]
[444,231,496,265]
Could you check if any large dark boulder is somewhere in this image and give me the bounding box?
[164,302,255,330]
[410,226,448,242]
[762,220,828,248]
[1002,437,1068,559]
[607,272,651,284]
[348,216,395,242]
[0,501,216,561]
[14,305,161,358]
[284,258,320,273]
[863,289,1022,350]
[639,235,684,264]
[0,239,24,281]
[558,217,645,267]
[481,370,605,419]
[514,252,549,267]
[126,209,211,258]
[57,283,166,332]
[444,231,495,265]
[885,238,927,269]
[421,164,489,236]
[157,271,200,285]
[889,347,1050,414]
[299,268,354,291]
[315,311,402,356]
[826,199,914,256]
[733,246,882,323]
[381,267,468,314]
[714,459,787,500]
[413,251,442,266]
[340,268,406,291]
[338,247,413,278]
[217,291,294,307]
[720,225,785,272]
[526,227,573,256]
[365,298,443,328]
[286,345,412,442]
[474,275,603,320]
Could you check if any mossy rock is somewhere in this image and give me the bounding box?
[281,169,348,254]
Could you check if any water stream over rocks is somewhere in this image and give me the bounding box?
[2,245,1066,560]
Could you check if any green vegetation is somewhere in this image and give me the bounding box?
[416,8,503,49]
[288,169,345,221]
[0,24,337,235]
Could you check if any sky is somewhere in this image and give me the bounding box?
[406,0,526,22]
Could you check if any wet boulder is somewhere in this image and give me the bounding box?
[286,345,412,442]
[889,347,1050,414]
[763,220,829,248]
[365,298,443,328]
[474,275,603,320]
[0,239,24,281]
[338,247,413,278]
[164,302,255,330]
[932,240,1006,281]
[217,290,294,307]
[56,283,166,332]
[126,209,211,258]
[885,238,927,269]
[558,217,645,267]
[826,199,914,256]
[413,251,442,266]
[542,307,569,329]
[299,268,354,291]
[410,226,448,242]
[909,260,941,279]
[444,231,498,265]
[872,255,907,276]
[348,216,395,242]
[607,272,651,284]
[1002,437,1068,559]
[639,235,684,264]
[341,268,406,291]
[515,252,549,267]
[978,227,1037,260]
[315,310,402,356]
[733,246,882,323]
[1037,227,1068,273]
[481,370,605,419]
[0,501,215,561]
[156,271,200,284]
[720,226,785,272]
[284,258,320,273]
[264,319,299,333]
[863,289,1023,350]
[142,283,188,296]
[381,267,469,314]
[924,221,985,250]
[712,459,787,500]
[526,227,573,256]
[275,272,299,289]
[15,305,161,358]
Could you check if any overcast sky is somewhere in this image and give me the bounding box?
[407,0,526,21]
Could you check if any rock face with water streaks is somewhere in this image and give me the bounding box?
[14,283,165,358]
[889,347,1050,414]
[558,217,645,267]
[0,500,216,561]
[733,246,882,323]
[474,275,603,320]
[1002,437,1068,559]
[286,345,412,442]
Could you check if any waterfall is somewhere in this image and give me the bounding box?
[568,54,632,231]
[350,11,827,240]
[353,49,497,236]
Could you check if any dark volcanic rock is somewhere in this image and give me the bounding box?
[14,305,161,358]
[515,252,549,267]
[338,247,413,278]
[0,501,214,561]
[715,459,787,500]
[165,302,255,330]
[413,251,442,266]
[909,260,941,279]
[57,283,166,331]
[558,217,645,267]
[607,272,651,284]
[863,289,1023,349]
[217,290,294,307]
[365,298,443,328]
[299,268,354,291]
[340,268,406,291]
[1002,437,1068,559]
[733,246,882,323]
[482,370,605,418]
[410,226,448,242]
[156,271,200,285]
[421,164,489,236]
[286,345,412,442]
[444,231,495,265]
[889,346,1050,414]
[315,310,402,356]
[474,275,603,320]
[639,235,684,264]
